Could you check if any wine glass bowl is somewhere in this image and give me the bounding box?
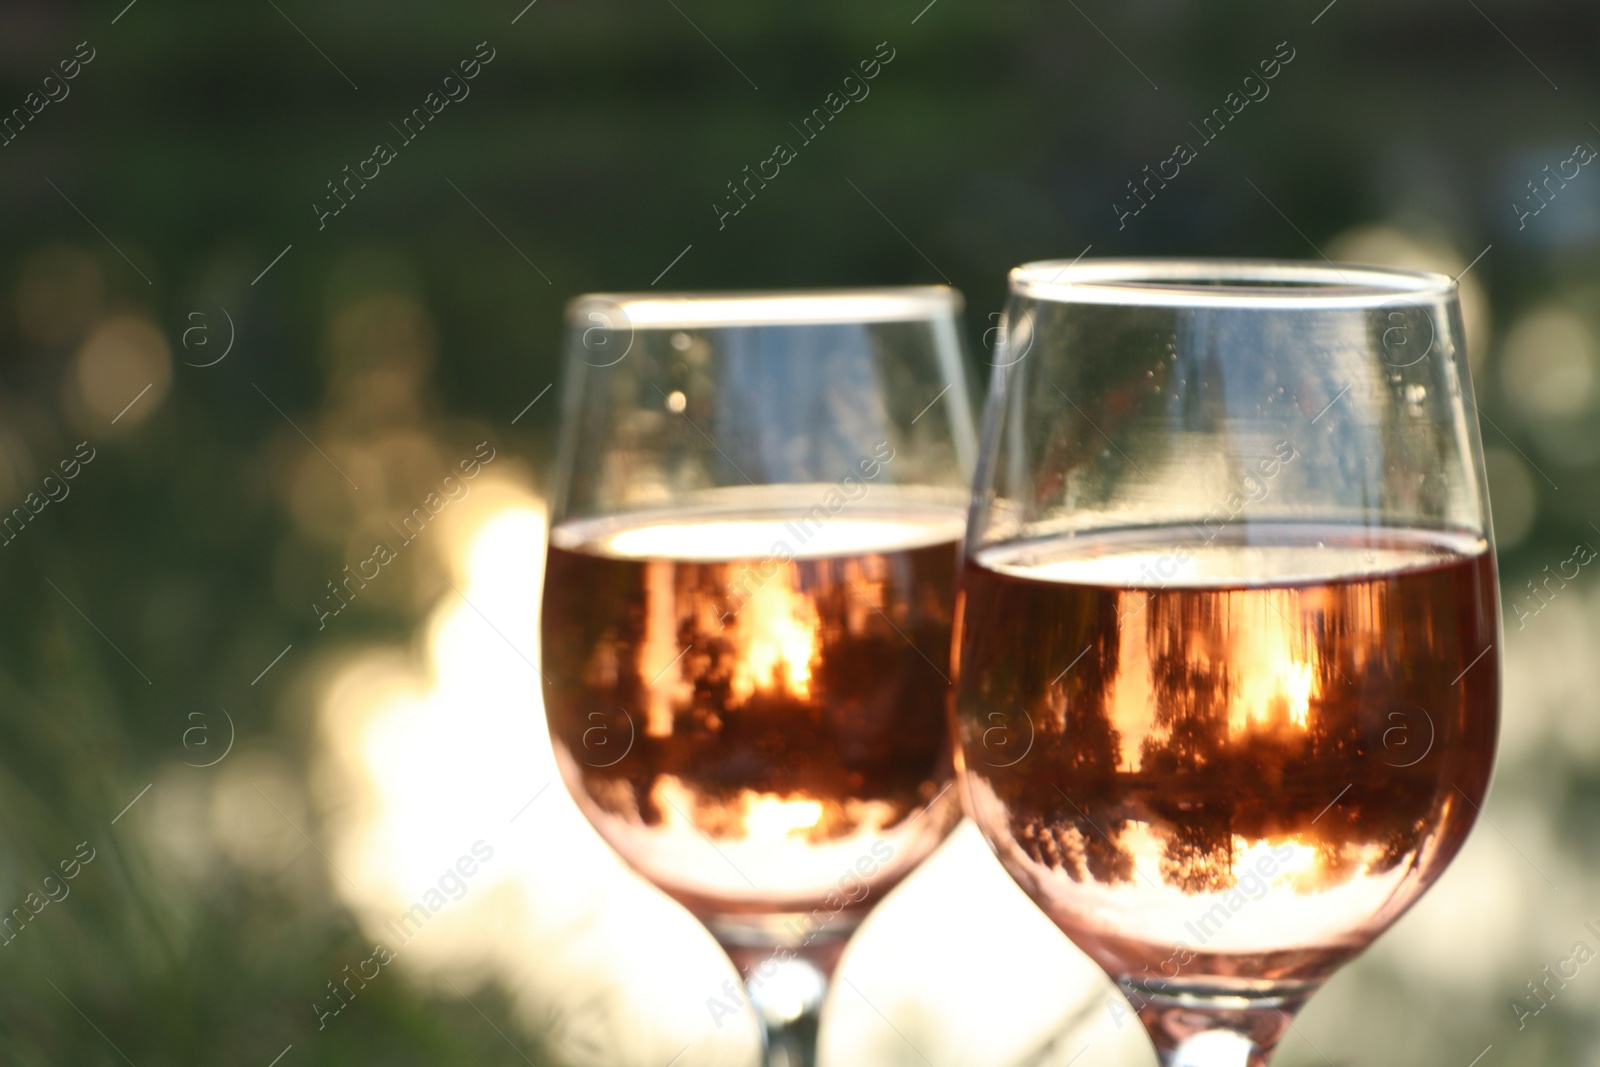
[540,288,977,1066]
[544,509,965,921]
[952,260,1499,1064]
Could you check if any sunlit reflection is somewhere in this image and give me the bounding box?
[312,479,752,1066]
[744,795,825,839]
[310,476,1111,1066]
[1234,836,1317,886]
[1227,600,1318,736]
[727,570,820,702]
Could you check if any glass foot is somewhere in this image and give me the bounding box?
[1116,978,1316,1067]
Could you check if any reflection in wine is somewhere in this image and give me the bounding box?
[542,507,965,922]
[955,524,1499,990]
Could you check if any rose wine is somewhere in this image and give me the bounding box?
[542,505,965,919]
[954,523,1498,988]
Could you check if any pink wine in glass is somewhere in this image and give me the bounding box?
[543,505,964,928]
[955,523,1498,998]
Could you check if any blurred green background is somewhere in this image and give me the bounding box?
[2,0,1599,1063]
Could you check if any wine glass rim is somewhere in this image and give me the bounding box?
[1010,258,1457,308]
[565,286,962,327]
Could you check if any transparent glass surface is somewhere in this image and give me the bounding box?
[953,260,1501,1066]
[541,288,977,1067]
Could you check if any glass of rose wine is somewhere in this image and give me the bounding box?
[540,288,976,1067]
[953,260,1499,1066]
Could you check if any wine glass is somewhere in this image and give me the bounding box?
[952,260,1499,1066]
[540,288,977,1067]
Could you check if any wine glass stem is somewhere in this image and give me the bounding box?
[1118,979,1311,1067]
[750,983,822,1067]
[721,939,845,1067]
